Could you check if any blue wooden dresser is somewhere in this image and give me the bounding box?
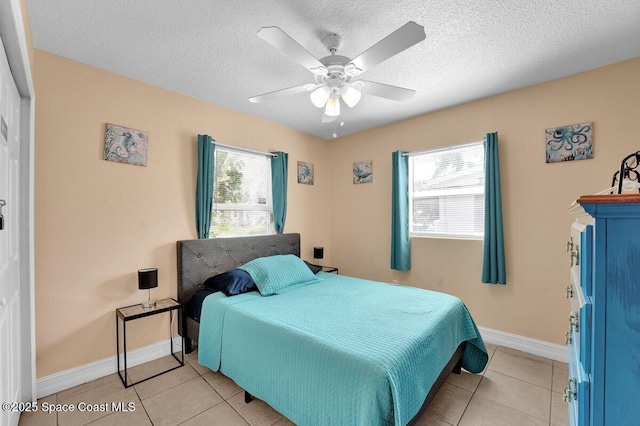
[567,194,640,426]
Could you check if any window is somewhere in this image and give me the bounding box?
[409,142,485,239]
[210,146,273,237]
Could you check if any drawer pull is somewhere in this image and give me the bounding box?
[565,331,572,345]
[566,238,574,253]
[563,378,577,402]
[570,312,580,332]
[566,285,574,298]
[566,237,579,267]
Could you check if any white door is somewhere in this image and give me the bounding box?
[0,35,21,426]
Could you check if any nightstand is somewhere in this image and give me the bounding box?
[321,266,339,274]
[116,298,184,388]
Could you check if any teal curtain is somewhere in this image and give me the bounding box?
[482,132,506,284]
[271,151,288,234]
[391,151,411,270]
[196,134,215,239]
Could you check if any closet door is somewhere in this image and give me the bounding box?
[0,35,22,426]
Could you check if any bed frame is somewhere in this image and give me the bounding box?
[176,233,463,423]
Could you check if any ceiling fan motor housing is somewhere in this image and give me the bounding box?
[322,33,342,54]
[316,55,352,86]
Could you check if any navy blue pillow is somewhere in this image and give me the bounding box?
[187,288,216,321]
[203,269,257,296]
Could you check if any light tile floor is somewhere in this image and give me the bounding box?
[19,344,569,426]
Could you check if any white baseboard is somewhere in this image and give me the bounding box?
[478,326,568,363]
[36,337,182,399]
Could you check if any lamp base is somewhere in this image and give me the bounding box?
[141,299,156,309]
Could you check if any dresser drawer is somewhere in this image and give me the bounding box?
[569,222,593,298]
[567,272,586,313]
[578,303,591,374]
[567,341,590,426]
[565,304,591,375]
[568,224,582,286]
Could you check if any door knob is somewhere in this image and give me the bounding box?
[0,199,5,230]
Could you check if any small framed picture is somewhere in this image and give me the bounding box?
[297,161,314,185]
[545,122,593,163]
[353,160,372,184]
[104,123,149,166]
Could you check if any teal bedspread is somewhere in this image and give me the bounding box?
[199,272,488,426]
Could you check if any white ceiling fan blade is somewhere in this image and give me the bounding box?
[257,27,328,76]
[359,81,416,102]
[345,22,426,76]
[249,84,316,103]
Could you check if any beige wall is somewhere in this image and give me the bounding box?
[327,57,640,344]
[33,44,640,377]
[33,50,332,378]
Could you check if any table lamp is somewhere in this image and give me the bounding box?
[138,268,158,309]
[313,247,324,264]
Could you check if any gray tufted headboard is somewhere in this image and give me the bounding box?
[177,233,301,304]
[176,233,301,351]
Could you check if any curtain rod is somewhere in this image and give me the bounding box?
[401,140,483,157]
[213,141,278,158]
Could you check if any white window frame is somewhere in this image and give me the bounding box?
[210,145,274,238]
[408,141,485,240]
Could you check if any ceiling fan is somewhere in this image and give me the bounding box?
[249,22,426,122]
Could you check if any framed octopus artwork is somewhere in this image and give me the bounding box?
[297,161,314,185]
[545,122,593,163]
[104,123,149,166]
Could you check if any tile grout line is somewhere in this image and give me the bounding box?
[480,368,554,421]
[190,353,286,426]
[190,357,252,426]
[452,343,499,424]
[458,345,555,425]
[446,344,499,425]
[132,382,155,426]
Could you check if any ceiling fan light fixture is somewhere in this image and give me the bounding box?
[340,85,362,108]
[310,86,331,108]
[325,95,340,117]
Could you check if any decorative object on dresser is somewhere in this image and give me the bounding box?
[566,194,640,426]
[545,121,593,163]
[104,123,149,166]
[138,268,158,309]
[611,151,640,194]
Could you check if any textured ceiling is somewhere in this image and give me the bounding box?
[26,0,640,140]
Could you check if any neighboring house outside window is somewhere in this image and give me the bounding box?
[409,142,485,239]
[210,146,273,237]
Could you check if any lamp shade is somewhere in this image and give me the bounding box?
[340,85,362,108]
[313,247,324,260]
[138,268,158,290]
[310,86,331,108]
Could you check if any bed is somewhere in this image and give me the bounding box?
[177,233,488,425]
